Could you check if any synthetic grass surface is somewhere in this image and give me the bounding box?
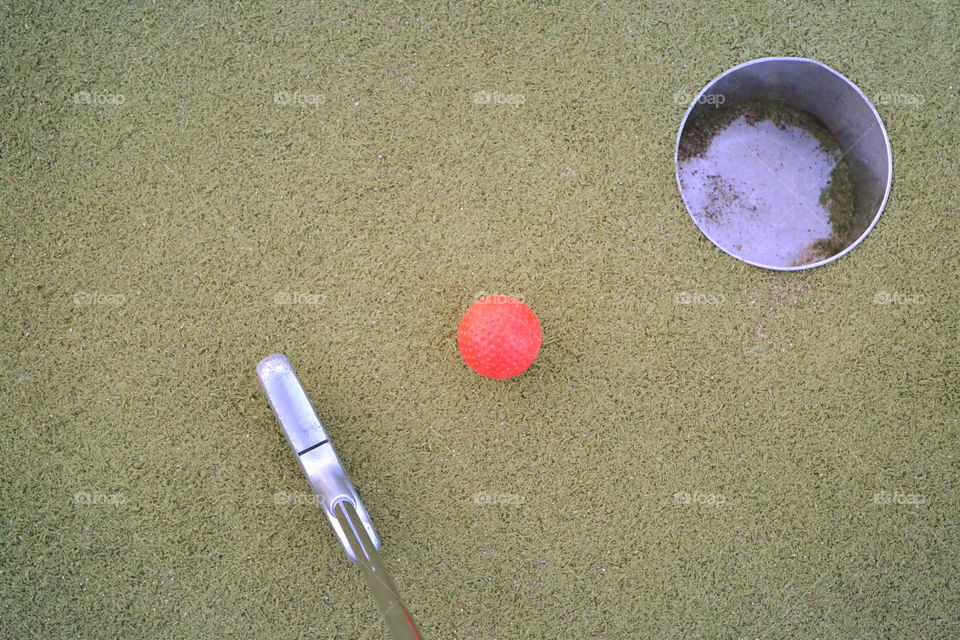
[2,1,958,638]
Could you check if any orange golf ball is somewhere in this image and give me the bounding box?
[457,296,542,379]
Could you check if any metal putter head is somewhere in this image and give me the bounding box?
[257,354,423,640]
[256,353,380,561]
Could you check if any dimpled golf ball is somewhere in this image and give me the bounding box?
[457,296,542,379]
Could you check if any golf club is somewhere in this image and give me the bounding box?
[256,353,422,640]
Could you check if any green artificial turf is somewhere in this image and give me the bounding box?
[2,1,958,638]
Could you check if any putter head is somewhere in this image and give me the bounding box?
[256,353,380,562]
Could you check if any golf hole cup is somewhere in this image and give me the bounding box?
[675,57,892,270]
